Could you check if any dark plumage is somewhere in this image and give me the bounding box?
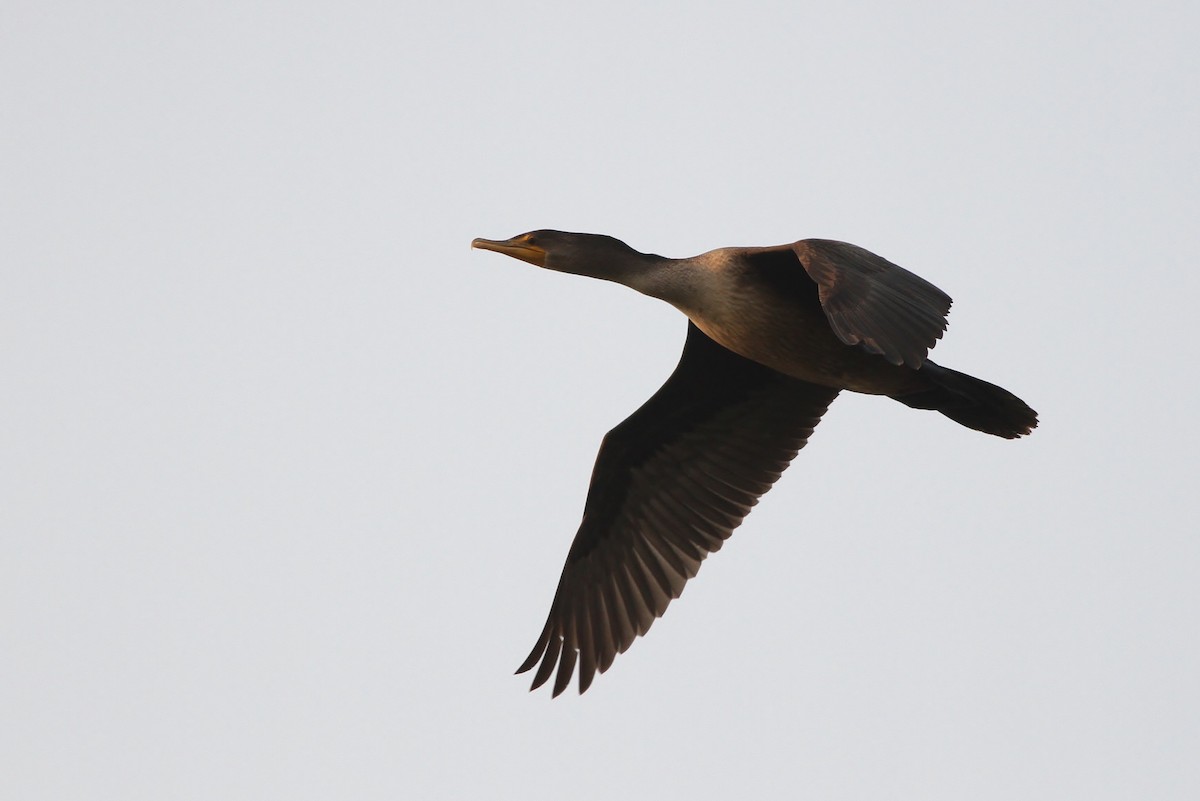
[472,230,1037,696]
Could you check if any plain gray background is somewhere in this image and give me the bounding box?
[3,1,1197,798]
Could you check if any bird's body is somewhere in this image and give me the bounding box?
[664,245,922,394]
[472,230,1037,696]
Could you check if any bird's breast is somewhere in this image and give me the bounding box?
[686,289,912,395]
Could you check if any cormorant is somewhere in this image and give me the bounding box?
[472,230,1037,696]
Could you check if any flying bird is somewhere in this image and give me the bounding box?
[472,230,1037,696]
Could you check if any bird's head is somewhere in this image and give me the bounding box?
[472,230,649,283]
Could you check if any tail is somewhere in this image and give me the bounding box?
[891,360,1038,439]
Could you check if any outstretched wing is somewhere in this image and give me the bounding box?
[518,323,840,696]
[791,239,952,368]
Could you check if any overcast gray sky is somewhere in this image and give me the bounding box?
[3,1,1198,799]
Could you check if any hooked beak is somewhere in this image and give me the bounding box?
[471,236,547,267]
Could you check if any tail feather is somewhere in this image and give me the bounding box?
[892,361,1038,439]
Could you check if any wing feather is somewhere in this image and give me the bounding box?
[791,239,952,368]
[518,323,839,695]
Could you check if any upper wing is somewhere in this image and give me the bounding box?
[518,322,840,696]
[791,239,952,368]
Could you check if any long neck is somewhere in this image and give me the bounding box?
[609,253,706,310]
[618,250,739,320]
